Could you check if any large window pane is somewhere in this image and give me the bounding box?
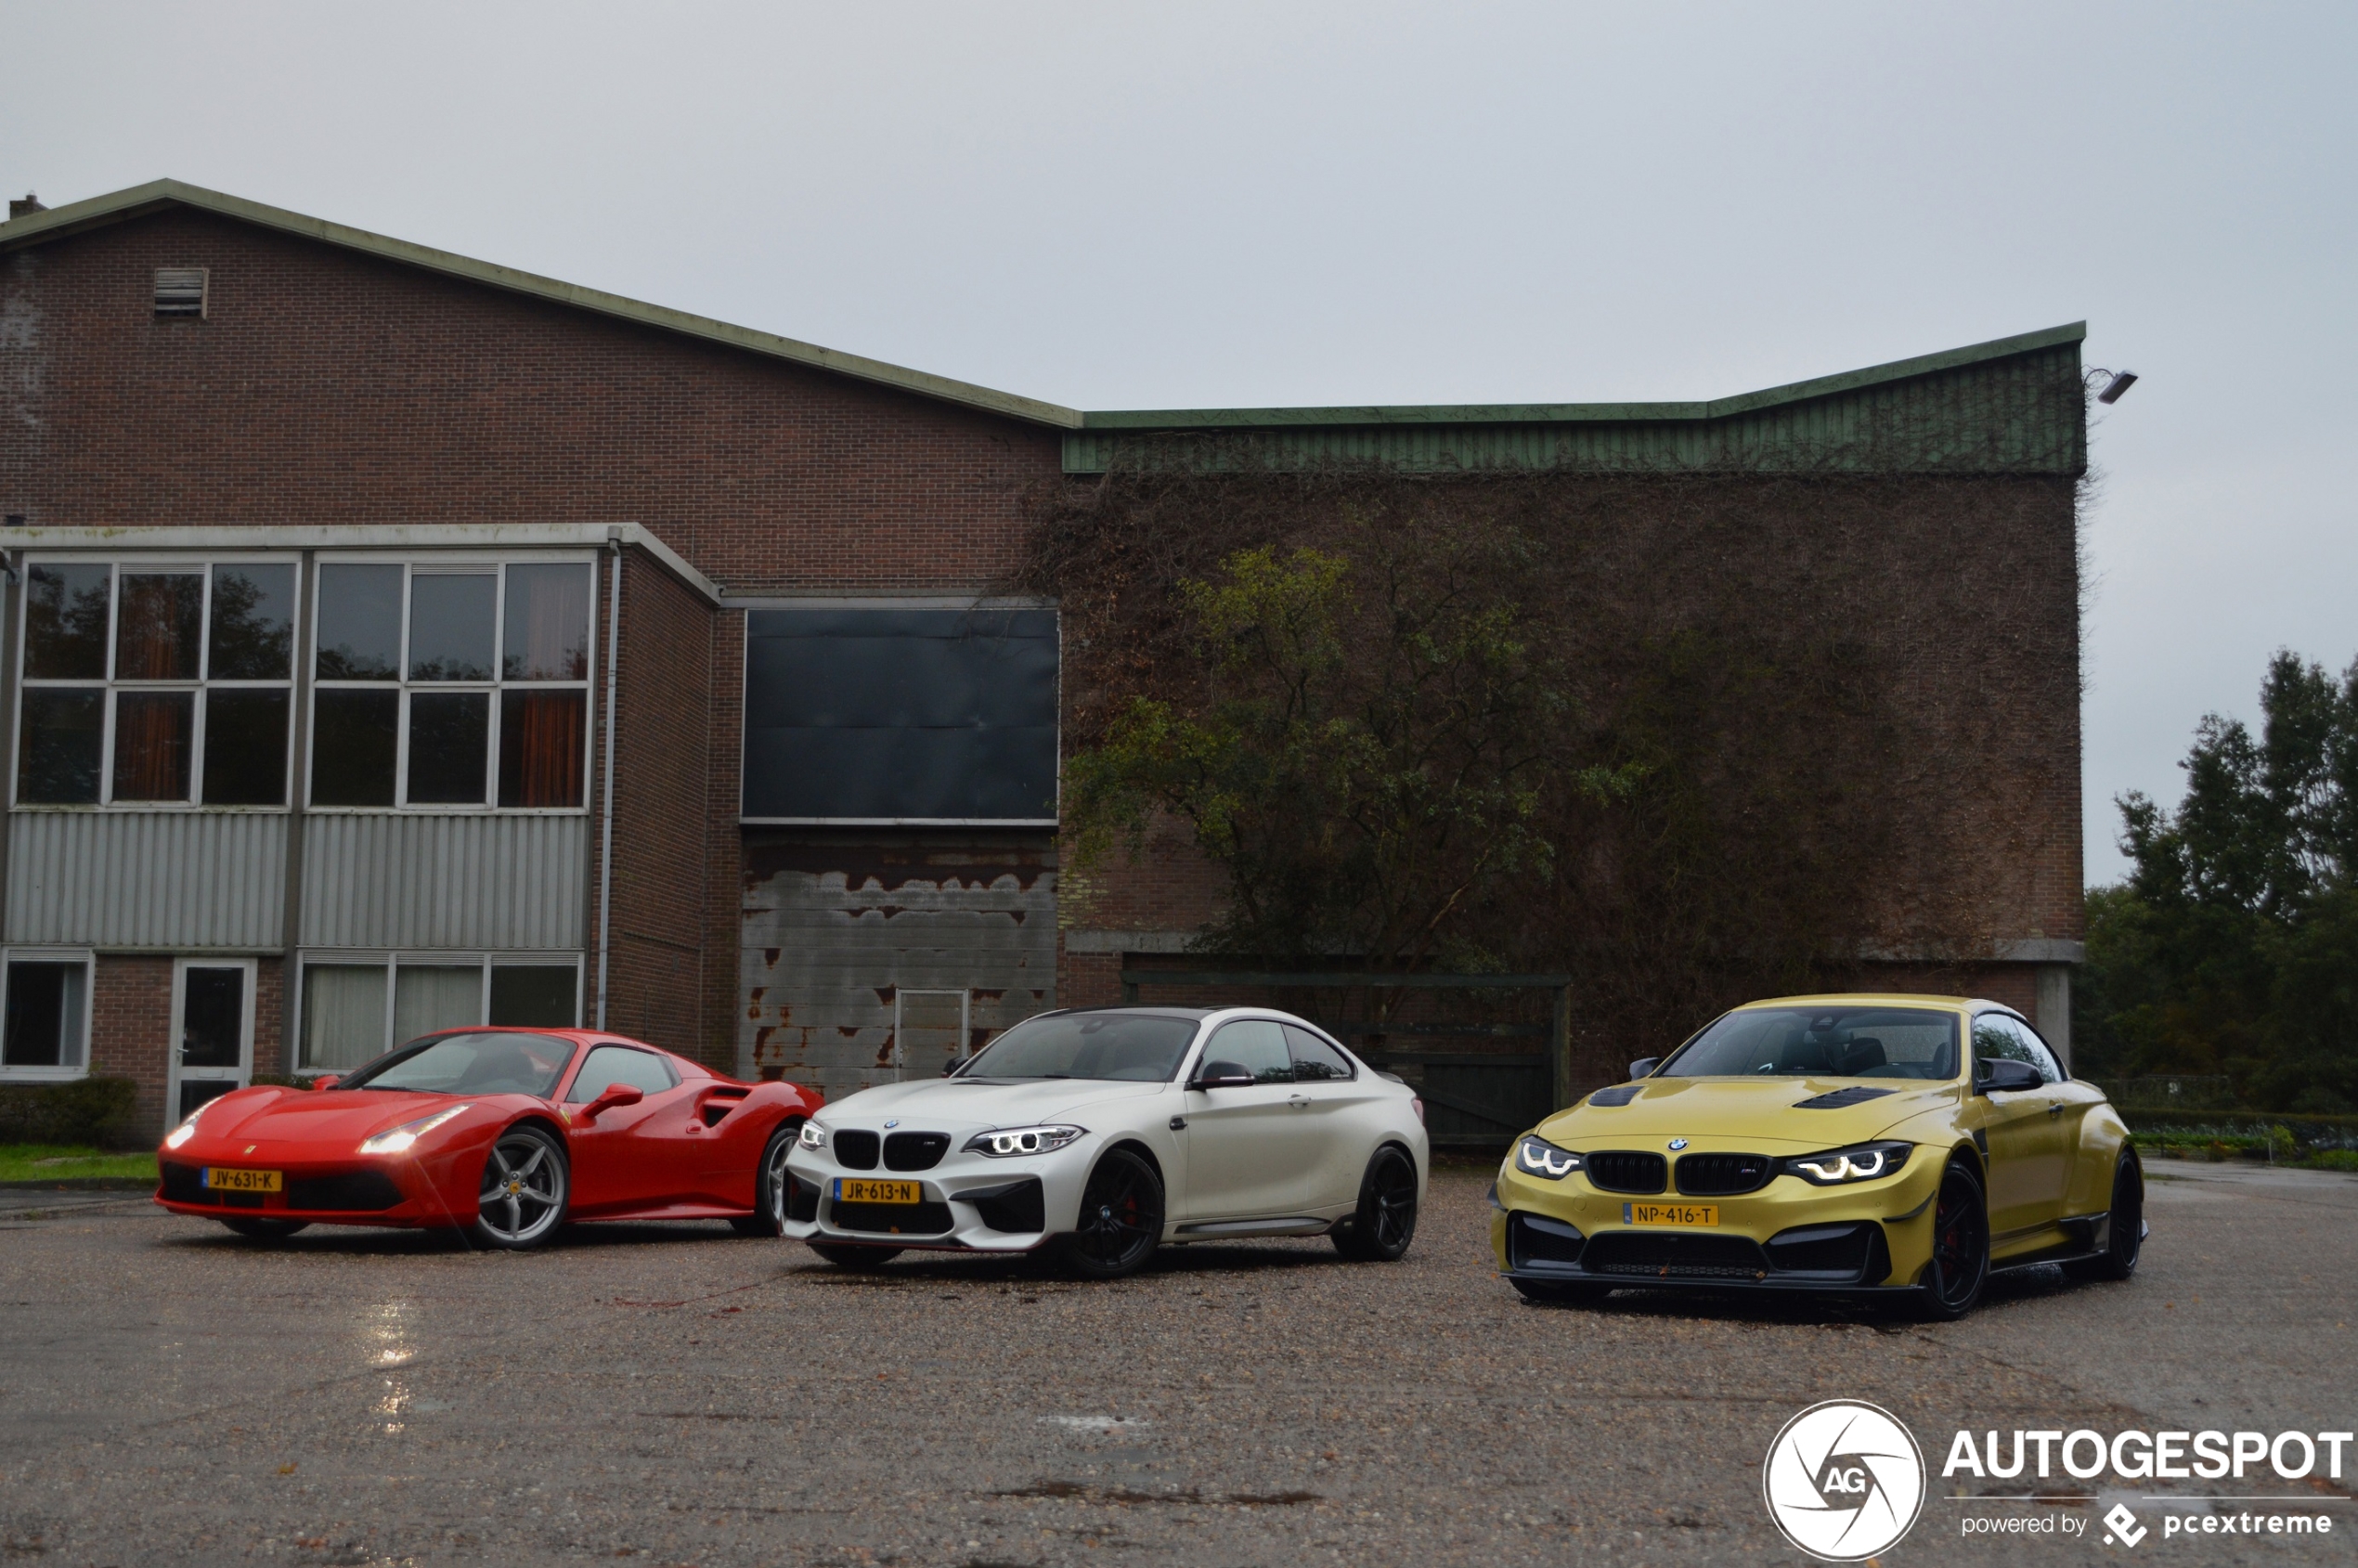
[111,691,195,802]
[311,689,398,806]
[498,690,585,808]
[201,689,289,806]
[18,691,103,804]
[394,965,483,1045]
[503,564,592,680]
[408,574,496,681]
[23,564,110,680]
[302,964,386,1070]
[179,967,245,1069]
[208,564,295,680]
[115,574,203,680]
[315,564,403,680]
[3,962,85,1069]
[489,965,578,1027]
[408,692,488,803]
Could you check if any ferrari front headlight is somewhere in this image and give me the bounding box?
[1785,1141,1913,1185]
[1513,1134,1584,1180]
[162,1100,210,1150]
[965,1125,1084,1158]
[357,1105,470,1156]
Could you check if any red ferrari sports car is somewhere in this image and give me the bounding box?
[154,1029,822,1249]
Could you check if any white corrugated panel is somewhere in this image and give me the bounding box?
[7,811,288,948]
[301,814,588,950]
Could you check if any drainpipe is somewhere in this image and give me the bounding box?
[594,537,623,1030]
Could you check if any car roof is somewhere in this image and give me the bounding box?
[1732,993,2010,1012]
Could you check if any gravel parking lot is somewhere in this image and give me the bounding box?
[2,1158,2352,1566]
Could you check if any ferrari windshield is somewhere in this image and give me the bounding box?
[960,1013,1198,1082]
[1659,1006,1959,1080]
[340,1032,578,1097]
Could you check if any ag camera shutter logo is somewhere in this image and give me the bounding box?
[1762,1399,1927,1561]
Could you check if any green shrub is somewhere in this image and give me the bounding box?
[0,1077,139,1148]
[2304,1149,2358,1172]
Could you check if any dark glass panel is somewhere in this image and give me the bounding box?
[115,574,203,680]
[180,967,245,1069]
[407,691,488,804]
[315,564,403,680]
[498,690,585,808]
[208,564,295,680]
[488,965,578,1028]
[201,689,290,806]
[111,691,195,801]
[17,691,103,803]
[3,963,73,1068]
[23,564,111,679]
[310,689,398,806]
[502,564,592,680]
[408,574,496,681]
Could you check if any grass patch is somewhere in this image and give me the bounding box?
[0,1143,159,1186]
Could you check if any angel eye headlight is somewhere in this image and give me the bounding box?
[1514,1134,1583,1181]
[965,1125,1085,1159]
[798,1121,827,1149]
[1786,1141,1913,1185]
[357,1105,470,1156]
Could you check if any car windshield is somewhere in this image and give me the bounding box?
[959,1013,1198,1082]
[339,1032,578,1097]
[1659,1006,1959,1080]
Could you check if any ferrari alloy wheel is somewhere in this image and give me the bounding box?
[810,1242,901,1269]
[2066,1153,2144,1283]
[1057,1147,1163,1280]
[469,1125,568,1251]
[1333,1144,1419,1262]
[732,1121,800,1238]
[218,1217,311,1242]
[1914,1157,1989,1320]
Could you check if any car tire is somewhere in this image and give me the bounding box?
[1509,1277,1608,1306]
[1911,1156,1990,1320]
[468,1124,569,1251]
[1056,1147,1164,1280]
[730,1121,801,1238]
[1332,1144,1419,1262]
[810,1242,901,1269]
[2065,1152,2144,1283]
[218,1217,311,1241]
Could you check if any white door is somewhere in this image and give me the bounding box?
[1179,1018,1310,1219]
[167,959,255,1129]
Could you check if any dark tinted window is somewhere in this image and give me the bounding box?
[3,962,84,1069]
[179,967,245,1069]
[1662,1006,1960,1080]
[962,1012,1198,1082]
[311,689,398,806]
[23,564,110,680]
[407,692,488,803]
[315,564,403,680]
[208,564,294,680]
[567,1044,678,1101]
[343,1031,577,1096]
[1973,1015,2062,1085]
[503,564,592,680]
[408,574,496,681]
[112,692,194,801]
[1205,1019,1294,1083]
[201,689,290,805]
[1284,1024,1355,1082]
[18,690,103,803]
[115,574,202,680]
[489,965,577,1027]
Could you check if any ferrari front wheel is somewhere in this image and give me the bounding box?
[469,1125,568,1251]
[219,1217,310,1242]
[1912,1156,1989,1320]
[731,1121,801,1238]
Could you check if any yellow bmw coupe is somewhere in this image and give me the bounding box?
[1490,994,2144,1318]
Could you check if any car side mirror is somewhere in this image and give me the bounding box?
[1626,1057,1659,1081]
[1188,1060,1259,1091]
[310,1074,341,1092]
[1976,1057,2042,1095]
[580,1082,644,1122]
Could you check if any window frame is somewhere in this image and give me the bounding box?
[304,551,597,815]
[0,947,96,1082]
[11,553,303,811]
[1973,1010,2066,1085]
[293,950,586,1074]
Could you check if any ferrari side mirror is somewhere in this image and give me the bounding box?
[581,1082,644,1122]
[1976,1057,2043,1095]
[310,1074,341,1092]
[1189,1060,1259,1092]
[1626,1057,1659,1081]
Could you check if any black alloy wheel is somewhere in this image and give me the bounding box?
[1914,1157,1989,1320]
[1333,1145,1420,1262]
[218,1217,311,1242]
[810,1242,902,1269]
[2066,1153,2144,1283]
[1058,1147,1164,1280]
[732,1121,801,1238]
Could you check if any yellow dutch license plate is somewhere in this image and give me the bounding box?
[203,1168,282,1193]
[1623,1201,1717,1227]
[836,1178,922,1205]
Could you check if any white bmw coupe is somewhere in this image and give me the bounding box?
[779,1005,1430,1277]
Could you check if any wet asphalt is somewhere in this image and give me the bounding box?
[0,1158,2352,1567]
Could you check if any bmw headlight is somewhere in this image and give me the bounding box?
[162,1100,210,1150]
[798,1121,827,1150]
[965,1125,1084,1158]
[1784,1140,1913,1185]
[1513,1134,1584,1180]
[357,1105,470,1156]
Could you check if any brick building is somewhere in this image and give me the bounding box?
[0,181,2086,1137]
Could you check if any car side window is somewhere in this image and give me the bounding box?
[1204,1019,1294,1083]
[1972,1016,2060,1086]
[566,1044,677,1102]
[1283,1024,1355,1082]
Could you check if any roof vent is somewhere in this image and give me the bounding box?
[154,267,209,318]
[6,193,44,221]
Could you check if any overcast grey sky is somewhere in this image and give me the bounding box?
[5,2,2351,884]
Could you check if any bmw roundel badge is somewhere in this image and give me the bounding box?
[1667,1137,1688,1150]
[884,1119,900,1129]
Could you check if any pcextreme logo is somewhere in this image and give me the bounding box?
[1762,1400,1928,1562]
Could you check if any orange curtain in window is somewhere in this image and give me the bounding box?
[501,691,585,808]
